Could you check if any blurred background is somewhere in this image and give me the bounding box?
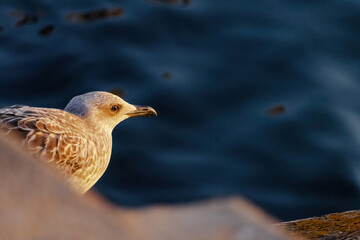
[1,0,360,221]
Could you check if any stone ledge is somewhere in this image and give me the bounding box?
[277,210,360,239]
[0,133,291,240]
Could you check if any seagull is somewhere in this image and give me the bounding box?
[0,91,157,194]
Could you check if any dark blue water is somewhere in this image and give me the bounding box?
[1,0,360,221]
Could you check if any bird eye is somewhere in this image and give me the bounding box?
[111,105,120,112]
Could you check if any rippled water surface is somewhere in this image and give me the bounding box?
[1,0,360,220]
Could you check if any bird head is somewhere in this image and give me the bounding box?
[64,91,157,132]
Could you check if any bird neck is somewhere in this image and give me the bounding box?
[80,117,113,142]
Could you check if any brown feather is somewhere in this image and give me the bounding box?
[0,106,111,194]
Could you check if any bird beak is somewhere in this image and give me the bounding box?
[126,105,157,118]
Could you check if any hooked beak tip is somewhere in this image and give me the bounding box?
[127,105,157,118]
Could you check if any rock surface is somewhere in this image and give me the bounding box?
[115,198,292,240]
[278,210,360,239]
[0,133,291,240]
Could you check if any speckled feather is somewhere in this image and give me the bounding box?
[0,105,112,194]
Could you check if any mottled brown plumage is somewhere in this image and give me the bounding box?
[0,92,157,194]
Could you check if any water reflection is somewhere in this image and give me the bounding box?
[66,7,124,23]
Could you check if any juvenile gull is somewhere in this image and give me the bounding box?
[0,91,157,194]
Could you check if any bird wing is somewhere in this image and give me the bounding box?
[0,105,90,178]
